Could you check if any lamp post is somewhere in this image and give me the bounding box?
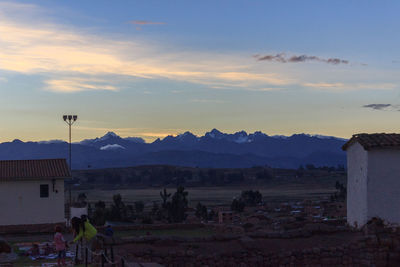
[63,115,78,171]
[63,115,77,223]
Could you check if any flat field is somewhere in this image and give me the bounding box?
[72,175,344,207]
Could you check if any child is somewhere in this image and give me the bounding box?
[54,225,67,266]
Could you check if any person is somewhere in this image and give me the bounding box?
[105,225,114,237]
[71,216,98,244]
[71,216,98,263]
[54,226,67,266]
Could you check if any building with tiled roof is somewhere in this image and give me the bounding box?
[0,159,70,228]
[343,133,400,228]
[342,133,400,151]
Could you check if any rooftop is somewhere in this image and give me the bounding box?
[0,159,71,180]
[342,133,400,151]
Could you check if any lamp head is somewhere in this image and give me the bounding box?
[63,115,67,121]
[68,115,72,121]
[73,115,78,121]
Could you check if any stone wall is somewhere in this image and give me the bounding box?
[0,222,65,234]
[0,222,205,234]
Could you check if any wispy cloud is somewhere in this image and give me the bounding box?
[129,20,166,25]
[362,104,392,110]
[0,2,395,95]
[0,5,293,92]
[303,82,396,91]
[255,53,349,65]
[190,98,226,103]
[45,78,118,93]
[0,77,7,82]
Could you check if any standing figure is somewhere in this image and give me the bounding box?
[54,225,67,266]
[71,216,98,263]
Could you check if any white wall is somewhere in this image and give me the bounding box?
[367,149,400,225]
[0,179,65,226]
[346,142,368,228]
[70,207,88,220]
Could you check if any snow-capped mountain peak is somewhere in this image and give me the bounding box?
[205,128,224,139]
[232,131,249,143]
[177,131,198,140]
[95,131,120,142]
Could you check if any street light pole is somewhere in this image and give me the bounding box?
[63,115,78,171]
[63,115,77,223]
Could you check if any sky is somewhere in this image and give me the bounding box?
[1,0,400,142]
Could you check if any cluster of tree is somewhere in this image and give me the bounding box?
[74,165,276,187]
[298,164,345,172]
[88,186,190,225]
[330,181,346,202]
[230,190,263,212]
[88,194,146,226]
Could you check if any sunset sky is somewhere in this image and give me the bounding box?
[1,1,400,142]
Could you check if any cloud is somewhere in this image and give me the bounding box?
[0,5,293,92]
[100,144,126,150]
[255,53,349,65]
[45,78,118,93]
[0,77,7,82]
[303,82,396,91]
[303,82,345,88]
[362,104,392,110]
[129,20,166,25]
[0,2,395,95]
[190,99,226,103]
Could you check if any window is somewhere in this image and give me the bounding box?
[40,184,49,198]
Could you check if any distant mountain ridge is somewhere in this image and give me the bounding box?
[0,129,348,169]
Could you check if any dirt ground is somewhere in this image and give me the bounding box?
[115,231,364,260]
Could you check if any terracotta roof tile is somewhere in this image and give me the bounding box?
[0,159,71,180]
[342,133,400,151]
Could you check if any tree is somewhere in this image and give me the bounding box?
[168,186,188,223]
[77,193,87,205]
[305,164,316,170]
[160,188,171,208]
[231,198,245,212]
[91,201,106,226]
[241,190,262,206]
[109,194,127,221]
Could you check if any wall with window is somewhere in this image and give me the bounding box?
[0,179,65,225]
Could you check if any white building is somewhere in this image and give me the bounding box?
[0,159,70,227]
[343,133,400,228]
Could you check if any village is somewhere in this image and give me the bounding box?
[1,133,400,266]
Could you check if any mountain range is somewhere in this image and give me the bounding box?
[0,129,347,169]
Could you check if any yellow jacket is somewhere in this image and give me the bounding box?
[73,220,97,243]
